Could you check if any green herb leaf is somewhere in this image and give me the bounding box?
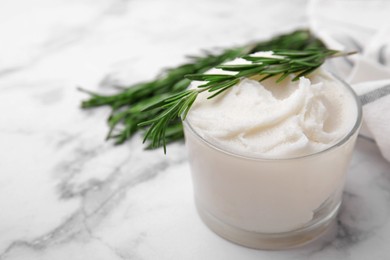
[79,29,356,152]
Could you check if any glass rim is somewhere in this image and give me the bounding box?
[183,73,363,161]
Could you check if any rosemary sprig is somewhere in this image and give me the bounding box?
[79,30,333,150]
[139,49,356,152]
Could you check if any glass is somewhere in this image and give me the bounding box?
[183,77,362,250]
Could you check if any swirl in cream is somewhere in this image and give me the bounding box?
[187,53,357,158]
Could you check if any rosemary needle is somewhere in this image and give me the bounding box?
[139,49,355,152]
[79,29,350,152]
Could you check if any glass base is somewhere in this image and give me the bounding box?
[195,200,340,250]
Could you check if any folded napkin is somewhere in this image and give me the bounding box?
[308,0,390,161]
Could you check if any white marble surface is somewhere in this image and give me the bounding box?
[0,0,390,259]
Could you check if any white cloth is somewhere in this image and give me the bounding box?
[308,0,390,161]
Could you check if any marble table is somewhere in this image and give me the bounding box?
[0,0,389,259]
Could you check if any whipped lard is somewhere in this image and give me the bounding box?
[187,53,357,158]
[184,53,361,237]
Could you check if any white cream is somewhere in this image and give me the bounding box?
[184,53,360,237]
[187,56,357,158]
